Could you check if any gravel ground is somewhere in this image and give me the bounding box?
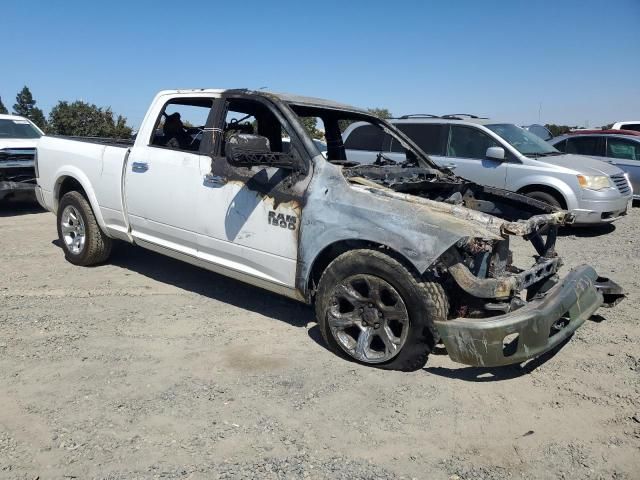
[1,201,639,479]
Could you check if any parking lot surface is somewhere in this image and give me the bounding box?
[1,203,639,479]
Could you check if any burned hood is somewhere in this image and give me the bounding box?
[342,164,564,227]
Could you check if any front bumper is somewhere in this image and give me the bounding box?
[0,179,36,200]
[571,195,631,224]
[435,265,607,367]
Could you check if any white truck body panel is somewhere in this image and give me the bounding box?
[36,90,300,297]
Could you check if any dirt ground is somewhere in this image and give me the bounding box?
[1,201,639,479]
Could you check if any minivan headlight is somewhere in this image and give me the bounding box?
[577,175,611,191]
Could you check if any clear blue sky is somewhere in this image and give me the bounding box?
[2,0,639,128]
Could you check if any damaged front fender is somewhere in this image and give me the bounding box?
[297,161,504,296]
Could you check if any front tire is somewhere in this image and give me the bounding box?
[524,190,562,209]
[57,191,112,266]
[315,249,448,371]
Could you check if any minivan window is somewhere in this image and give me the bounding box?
[0,118,42,139]
[565,136,605,157]
[392,124,446,155]
[447,125,500,159]
[344,124,387,151]
[486,123,558,156]
[607,138,640,161]
[620,123,640,132]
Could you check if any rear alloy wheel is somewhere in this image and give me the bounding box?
[57,191,112,266]
[60,205,86,255]
[316,249,448,371]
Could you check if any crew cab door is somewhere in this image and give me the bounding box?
[124,95,219,252]
[195,94,312,288]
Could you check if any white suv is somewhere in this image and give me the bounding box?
[342,114,632,225]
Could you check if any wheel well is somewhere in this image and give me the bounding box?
[517,185,567,209]
[306,240,420,298]
[56,176,87,204]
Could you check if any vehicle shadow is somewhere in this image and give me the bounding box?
[0,199,44,217]
[558,223,615,238]
[105,242,314,329]
[423,336,572,382]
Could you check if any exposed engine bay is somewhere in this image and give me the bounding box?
[341,163,626,319]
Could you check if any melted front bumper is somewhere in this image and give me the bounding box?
[435,265,605,367]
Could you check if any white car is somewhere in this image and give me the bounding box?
[612,121,640,133]
[0,114,44,200]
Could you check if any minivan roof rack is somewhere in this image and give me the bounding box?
[396,114,439,119]
[441,113,488,119]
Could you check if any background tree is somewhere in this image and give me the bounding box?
[299,116,325,140]
[0,96,8,114]
[366,107,393,119]
[545,124,574,137]
[13,86,47,130]
[48,100,133,138]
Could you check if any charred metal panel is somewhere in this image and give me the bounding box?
[296,160,510,296]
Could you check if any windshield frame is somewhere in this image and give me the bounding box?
[282,101,442,171]
[486,123,560,157]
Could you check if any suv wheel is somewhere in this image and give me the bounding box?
[525,191,562,209]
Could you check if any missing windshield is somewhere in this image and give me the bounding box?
[288,104,436,168]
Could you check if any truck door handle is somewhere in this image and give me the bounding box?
[203,174,225,187]
[132,162,149,173]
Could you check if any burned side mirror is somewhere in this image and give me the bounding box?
[225,133,296,169]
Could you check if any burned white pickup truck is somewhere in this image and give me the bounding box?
[35,89,624,370]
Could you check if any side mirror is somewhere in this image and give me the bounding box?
[486,146,505,161]
[226,133,296,169]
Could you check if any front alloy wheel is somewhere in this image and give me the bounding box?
[328,274,410,363]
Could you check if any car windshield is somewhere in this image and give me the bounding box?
[0,118,42,139]
[486,123,559,156]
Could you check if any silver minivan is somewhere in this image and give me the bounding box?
[342,115,633,225]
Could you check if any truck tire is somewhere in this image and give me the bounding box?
[57,191,112,266]
[315,249,448,371]
[524,190,562,209]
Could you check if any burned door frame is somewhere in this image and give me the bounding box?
[194,92,315,290]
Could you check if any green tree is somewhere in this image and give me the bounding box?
[48,100,133,138]
[0,96,8,114]
[545,124,574,137]
[13,86,47,129]
[366,107,393,119]
[299,116,324,140]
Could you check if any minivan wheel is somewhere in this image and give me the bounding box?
[57,191,112,266]
[525,191,562,209]
[315,249,448,371]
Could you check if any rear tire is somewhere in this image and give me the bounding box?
[315,249,448,371]
[57,191,112,266]
[524,190,562,209]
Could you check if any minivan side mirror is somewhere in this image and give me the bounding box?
[226,133,296,169]
[486,146,505,161]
